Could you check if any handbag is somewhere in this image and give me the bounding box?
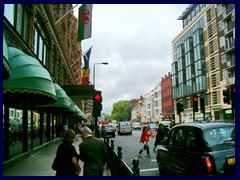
[143,142,149,150]
[52,156,60,170]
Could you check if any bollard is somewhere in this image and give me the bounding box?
[110,139,114,149]
[132,158,140,176]
[117,146,122,159]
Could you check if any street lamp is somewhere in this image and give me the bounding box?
[207,68,212,120]
[93,62,108,87]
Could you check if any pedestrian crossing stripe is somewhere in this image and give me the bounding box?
[140,168,158,172]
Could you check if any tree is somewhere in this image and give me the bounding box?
[110,100,132,121]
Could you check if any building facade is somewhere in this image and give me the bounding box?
[161,72,174,120]
[3,4,87,166]
[172,4,235,123]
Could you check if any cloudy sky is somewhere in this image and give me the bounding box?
[73,4,188,114]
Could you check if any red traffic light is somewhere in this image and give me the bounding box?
[94,94,101,101]
[193,97,198,102]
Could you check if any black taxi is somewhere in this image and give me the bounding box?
[156,122,235,176]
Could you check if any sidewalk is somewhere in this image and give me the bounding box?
[3,136,111,176]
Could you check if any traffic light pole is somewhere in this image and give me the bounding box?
[193,109,195,122]
[94,116,100,138]
[179,113,182,124]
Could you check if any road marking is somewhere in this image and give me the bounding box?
[140,168,158,172]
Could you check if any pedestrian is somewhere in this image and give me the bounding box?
[79,126,108,176]
[137,126,150,157]
[53,129,81,176]
[152,123,164,152]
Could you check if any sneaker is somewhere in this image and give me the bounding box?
[137,154,141,157]
[147,154,151,157]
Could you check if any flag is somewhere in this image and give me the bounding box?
[77,4,92,42]
[81,46,92,85]
[81,68,90,85]
[83,46,92,69]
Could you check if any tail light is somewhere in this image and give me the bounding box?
[204,157,213,173]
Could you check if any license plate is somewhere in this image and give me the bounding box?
[227,157,235,165]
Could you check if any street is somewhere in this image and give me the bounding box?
[106,130,160,176]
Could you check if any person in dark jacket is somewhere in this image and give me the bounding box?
[54,129,81,176]
[79,126,108,176]
[152,123,164,152]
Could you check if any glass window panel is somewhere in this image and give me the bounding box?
[4,4,14,25]
[38,37,43,61]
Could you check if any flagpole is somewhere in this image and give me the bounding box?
[55,4,79,25]
[70,57,81,68]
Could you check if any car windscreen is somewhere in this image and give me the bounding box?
[149,124,158,128]
[103,125,113,129]
[203,126,235,146]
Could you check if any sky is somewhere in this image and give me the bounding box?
[73,4,188,115]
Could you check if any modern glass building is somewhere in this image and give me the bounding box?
[171,4,235,123]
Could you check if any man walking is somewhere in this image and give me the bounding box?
[79,126,108,176]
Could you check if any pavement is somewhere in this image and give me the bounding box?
[3,136,111,176]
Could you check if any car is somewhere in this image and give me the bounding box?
[109,122,118,132]
[101,124,115,138]
[147,123,158,131]
[147,123,158,136]
[160,121,171,129]
[132,122,142,130]
[118,121,132,135]
[156,122,235,176]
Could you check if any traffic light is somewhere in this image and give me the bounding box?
[231,85,235,108]
[200,97,205,113]
[193,95,198,112]
[93,91,102,117]
[223,88,230,104]
[177,102,184,115]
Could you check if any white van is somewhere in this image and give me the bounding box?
[118,121,132,135]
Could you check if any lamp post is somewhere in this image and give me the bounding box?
[93,62,108,87]
[92,62,108,138]
[207,68,212,120]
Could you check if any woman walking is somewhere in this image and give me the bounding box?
[137,126,150,157]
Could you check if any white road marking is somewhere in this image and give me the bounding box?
[140,168,158,172]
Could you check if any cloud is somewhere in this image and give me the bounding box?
[75,4,188,114]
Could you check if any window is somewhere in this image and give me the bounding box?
[168,128,184,149]
[186,130,198,151]
[4,4,30,42]
[203,126,235,146]
[34,15,50,66]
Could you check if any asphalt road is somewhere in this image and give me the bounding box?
[106,130,160,176]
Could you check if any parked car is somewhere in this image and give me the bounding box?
[147,123,158,136]
[132,122,141,130]
[156,122,235,175]
[118,121,132,135]
[101,124,115,138]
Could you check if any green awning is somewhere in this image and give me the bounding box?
[3,35,11,80]
[68,100,87,120]
[3,47,57,108]
[37,83,72,111]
